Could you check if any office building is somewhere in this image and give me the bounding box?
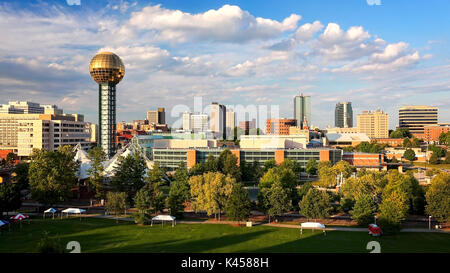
[335,102,353,128]
[182,111,192,131]
[226,110,236,139]
[357,110,389,138]
[147,108,165,124]
[209,102,226,138]
[191,114,209,133]
[89,51,125,158]
[0,112,91,157]
[293,93,311,129]
[399,105,438,138]
[266,118,296,135]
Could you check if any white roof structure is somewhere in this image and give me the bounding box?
[301,222,325,229]
[74,143,92,180]
[62,208,86,214]
[326,133,370,143]
[152,215,176,221]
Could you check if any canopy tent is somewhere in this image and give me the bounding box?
[61,208,86,221]
[44,208,58,219]
[10,213,29,222]
[151,215,176,227]
[300,222,326,235]
[73,143,92,180]
[0,220,10,232]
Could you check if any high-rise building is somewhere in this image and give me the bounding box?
[89,52,125,158]
[294,93,311,128]
[191,113,209,133]
[399,105,438,137]
[0,101,63,115]
[226,110,235,139]
[147,108,165,124]
[182,111,191,131]
[335,102,353,128]
[209,102,226,139]
[0,112,91,157]
[357,110,389,138]
[266,118,296,135]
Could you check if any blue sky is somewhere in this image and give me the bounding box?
[0,0,449,129]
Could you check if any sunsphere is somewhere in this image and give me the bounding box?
[89,52,125,84]
[89,51,125,158]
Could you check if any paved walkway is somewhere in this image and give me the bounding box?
[87,214,448,233]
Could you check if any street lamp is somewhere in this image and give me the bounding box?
[374,215,377,225]
[429,215,432,230]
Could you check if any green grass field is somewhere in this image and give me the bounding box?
[0,218,449,253]
[413,162,450,169]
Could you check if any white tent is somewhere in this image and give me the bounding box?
[300,222,326,235]
[44,208,58,219]
[73,143,92,180]
[151,215,176,227]
[61,208,86,221]
[103,147,134,177]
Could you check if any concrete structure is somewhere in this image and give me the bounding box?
[0,101,63,115]
[0,113,91,157]
[335,102,353,128]
[266,118,296,135]
[209,102,226,139]
[86,122,98,143]
[182,111,191,131]
[294,93,311,128]
[325,127,359,134]
[424,123,450,143]
[399,105,438,138]
[89,52,125,158]
[146,108,165,124]
[225,110,236,140]
[357,110,389,138]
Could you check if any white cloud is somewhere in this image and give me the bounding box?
[128,4,301,43]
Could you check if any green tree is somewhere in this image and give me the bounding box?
[341,172,387,201]
[268,182,292,221]
[5,152,17,166]
[425,173,450,223]
[299,188,332,220]
[222,151,241,181]
[29,146,79,207]
[172,161,190,200]
[428,145,446,158]
[263,159,276,172]
[390,128,411,138]
[86,147,106,199]
[0,183,22,218]
[110,152,147,203]
[12,162,29,190]
[225,183,251,223]
[204,154,219,172]
[429,152,439,165]
[189,172,236,221]
[445,151,450,164]
[350,194,377,226]
[378,190,409,233]
[340,197,355,213]
[189,163,205,176]
[106,191,128,224]
[297,182,313,202]
[305,158,318,176]
[402,138,412,148]
[167,182,187,218]
[279,158,302,174]
[403,149,416,162]
[317,161,336,187]
[384,171,425,214]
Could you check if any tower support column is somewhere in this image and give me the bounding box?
[98,83,116,158]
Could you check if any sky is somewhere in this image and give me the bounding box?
[0,0,449,130]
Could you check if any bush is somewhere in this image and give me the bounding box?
[36,231,65,253]
[340,197,355,213]
[132,212,149,225]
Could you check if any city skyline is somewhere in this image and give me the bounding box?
[0,0,449,128]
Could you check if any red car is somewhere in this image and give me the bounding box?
[368,224,382,236]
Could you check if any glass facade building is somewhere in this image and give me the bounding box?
[294,94,311,128]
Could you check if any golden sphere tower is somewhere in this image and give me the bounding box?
[89,52,125,158]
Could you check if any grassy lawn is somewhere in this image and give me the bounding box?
[0,218,449,253]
